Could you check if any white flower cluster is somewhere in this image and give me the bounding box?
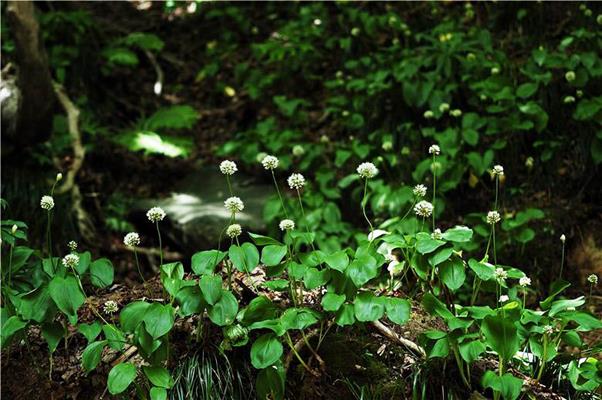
[543,325,555,335]
[124,232,141,247]
[219,160,238,176]
[494,267,507,282]
[588,274,598,285]
[414,200,434,218]
[40,195,55,210]
[486,211,501,225]
[356,162,379,179]
[279,219,295,231]
[499,295,509,303]
[519,276,531,287]
[224,197,244,213]
[147,207,166,223]
[428,144,441,155]
[261,155,279,170]
[68,241,78,252]
[62,253,80,269]
[492,165,504,177]
[287,173,306,190]
[413,184,427,197]
[103,300,119,314]
[431,228,442,240]
[226,224,242,238]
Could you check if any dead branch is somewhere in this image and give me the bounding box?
[371,320,426,358]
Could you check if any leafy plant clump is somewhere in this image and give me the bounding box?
[2,147,600,399]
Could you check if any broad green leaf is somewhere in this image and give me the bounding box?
[335,304,356,326]
[354,292,385,322]
[429,338,449,358]
[89,258,114,288]
[175,285,205,316]
[442,226,473,242]
[199,274,223,305]
[459,340,486,363]
[1,316,27,347]
[191,250,225,275]
[346,255,378,287]
[549,297,585,317]
[324,250,350,272]
[481,315,520,361]
[468,259,495,281]
[42,321,65,353]
[207,290,238,326]
[264,279,289,291]
[422,293,454,320]
[303,268,331,290]
[82,340,106,373]
[261,245,287,267]
[241,296,278,325]
[78,321,102,342]
[143,366,174,389]
[428,247,453,267]
[280,308,319,331]
[150,387,167,400]
[17,285,55,323]
[385,297,411,325]
[48,275,86,324]
[482,371,523,400]
[120,301,151,333]
[439,259,466,291]
[256,361,285,400]
[516,82,538,99]
[75,251,91,275]
[143,303,175,339]
[250,333,283,369]
[321,293,346,312]
[160,262,184,297]
[248,232,283,246]
[416,238,445,254]
[103,324,125,351]
[107,362,137,395]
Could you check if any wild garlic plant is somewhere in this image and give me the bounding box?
[1,152,600,400]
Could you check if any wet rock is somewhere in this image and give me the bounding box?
[137,167,271,253]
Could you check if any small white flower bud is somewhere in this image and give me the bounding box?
[40,196,55,210]
[423,110,434,119]
[287,173,306,190]
[492,165,504,177]
[450,109,462,117]
[279,219,295,231]
[494,267,508,282]
[565,71,576,82]
[11,224,17,234]
[414,201,434,218]
[560,234,566,243]
[587,274,598,285]
[219,160,238,176]
[68,241,78,252]
[124,232,141,247]
[146,207,166,223]
[499,295,509,303]
[56,173,63,182]
[292,145,305,157]
[357,162,379,179]
[543,325,555,335]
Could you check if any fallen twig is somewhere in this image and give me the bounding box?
[371,320,426,358]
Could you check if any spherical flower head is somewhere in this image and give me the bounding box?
[287,173,306,190]
[494,267,508,282]
[492,165,504,177]
[226,223,242,238]
[428,144,441,155]
[68,240,78,252]
[219,160,238,176]
[357,162,379,179]
[431,228,442,240]
[438,103,450,113]
[224,197,244,213]
[519,277,531,287]
[450,109,462,118]
[261,155,279,170]
[103,300,119,314]
[413,184,427,198]
[62,253,80,269]
[587,274,598,285]
[292,145,305,157]
[565,71,576,82]
[563,96,575,104]
[423,110,434,119]
[124,232,141,247]
[147,207,166,223]
[560,234,566,243]
[487,211,501,225]
[543,325,554,335]
[414,200,434,218]
[40,195,55,210]
[279,219,295,231]
[499,295,509,303]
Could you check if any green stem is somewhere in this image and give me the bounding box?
[559,242,565,280]
[46,211,54,270]
[432,154,437,230]
[361,179,374,237]
[399,199,416,225]
[484,228,493,261]
[8,244,14,288]
[272,170,289,219]
[452,343,470,388]
[492,225,497,265]
[134,250,151,297]
[155,222,163,267]
[470,277,481,305]
[536,335,548,381]
[226,175,234,197]
[296,190,317,253]
[285,332,313,373]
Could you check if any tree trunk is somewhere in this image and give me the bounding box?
[5,0,56,147]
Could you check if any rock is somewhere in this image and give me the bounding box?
[138,167,272,253]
